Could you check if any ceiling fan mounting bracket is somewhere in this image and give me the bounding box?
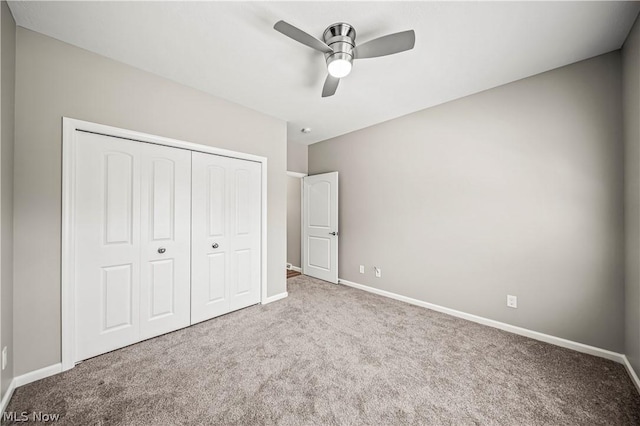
[323,22,356,42]
[323,23,356,77]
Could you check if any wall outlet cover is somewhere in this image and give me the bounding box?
[359,265,365,274]
[374,267,381,278]
[507,295,518,309]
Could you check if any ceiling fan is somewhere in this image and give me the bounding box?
[274,21,416,97]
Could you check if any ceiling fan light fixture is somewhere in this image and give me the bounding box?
[327,52,353,78]
[328,58,352,78]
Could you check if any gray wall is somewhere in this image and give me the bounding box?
[0,0,14,399]
[287,140,308,175]
[287,141,307,269]
[13,28,287,376]
[287,176,302,268]
[309,52,625,352]
[624,16,640,373]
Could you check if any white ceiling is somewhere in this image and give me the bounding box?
[8,1,640,145]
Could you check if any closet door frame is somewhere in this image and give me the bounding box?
[61,117,268,372]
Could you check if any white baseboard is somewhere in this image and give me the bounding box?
[622,355,640,394]
[14,363,62,388]
[0,378,16,414]
[1,363,62,414]
[262,292,288,305]
[338,278,625,364]
[289,266,302,273]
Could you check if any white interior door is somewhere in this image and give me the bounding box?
[191,152,261,324]
[139,144,191,340]
[303,172,339,283]
[74,132,191,361]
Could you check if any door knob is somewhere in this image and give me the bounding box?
[158,247,166,254]
[212,243,219,249]
[329,232,338,236]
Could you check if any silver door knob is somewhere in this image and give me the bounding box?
[212,243,219,249]
[329,232,338,236]
[158,247,166,254]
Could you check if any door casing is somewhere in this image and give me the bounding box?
[61,117,268,371]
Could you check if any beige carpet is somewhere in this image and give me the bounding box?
[6,275,640,425]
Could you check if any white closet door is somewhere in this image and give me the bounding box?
[228,157,261,311]
[139,144,191,340]
[76,133,142,361]
[191,152,261,324]
[75,132,191,361]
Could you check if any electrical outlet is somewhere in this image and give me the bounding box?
[507,295,518,309]
[374,267,381,278]
[2,347,7,370]
[359,265,365,274]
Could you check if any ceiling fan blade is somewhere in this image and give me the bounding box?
[274,20,333,54]
[353,30,415,59]
[322,75,340,97]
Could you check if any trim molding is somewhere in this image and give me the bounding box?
[286,171,307,178]
[262,292,288,304]
[0,378,15,414]
[338,278,625,364]
[622,356,640,394]
[1,363,63,414]
[289,265,302,273]
[14,363,62,388]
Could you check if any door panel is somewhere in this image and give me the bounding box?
[229,162,261,310]
[192,152,261,323]
[303,172,339,283]
[139,144,191,340]
[207,253,226,302]
[207,165,226,237]
[234,249,252,295]
[308,237,331,270]
[76,133,142,361]
[101,264,134,331]
[235,169,251,235]
[151,159,175,241]
[104,153,134,244]
[308,181,331,227]
[149,259,174,318]
[192,156,231,321]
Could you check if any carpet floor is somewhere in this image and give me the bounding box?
[6,275,640,425]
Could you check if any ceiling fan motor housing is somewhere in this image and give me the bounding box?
[323,23,356,77]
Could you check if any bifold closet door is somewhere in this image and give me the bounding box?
[138,143,192,340]
[75,132,191,361]
[191,152,261,324]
